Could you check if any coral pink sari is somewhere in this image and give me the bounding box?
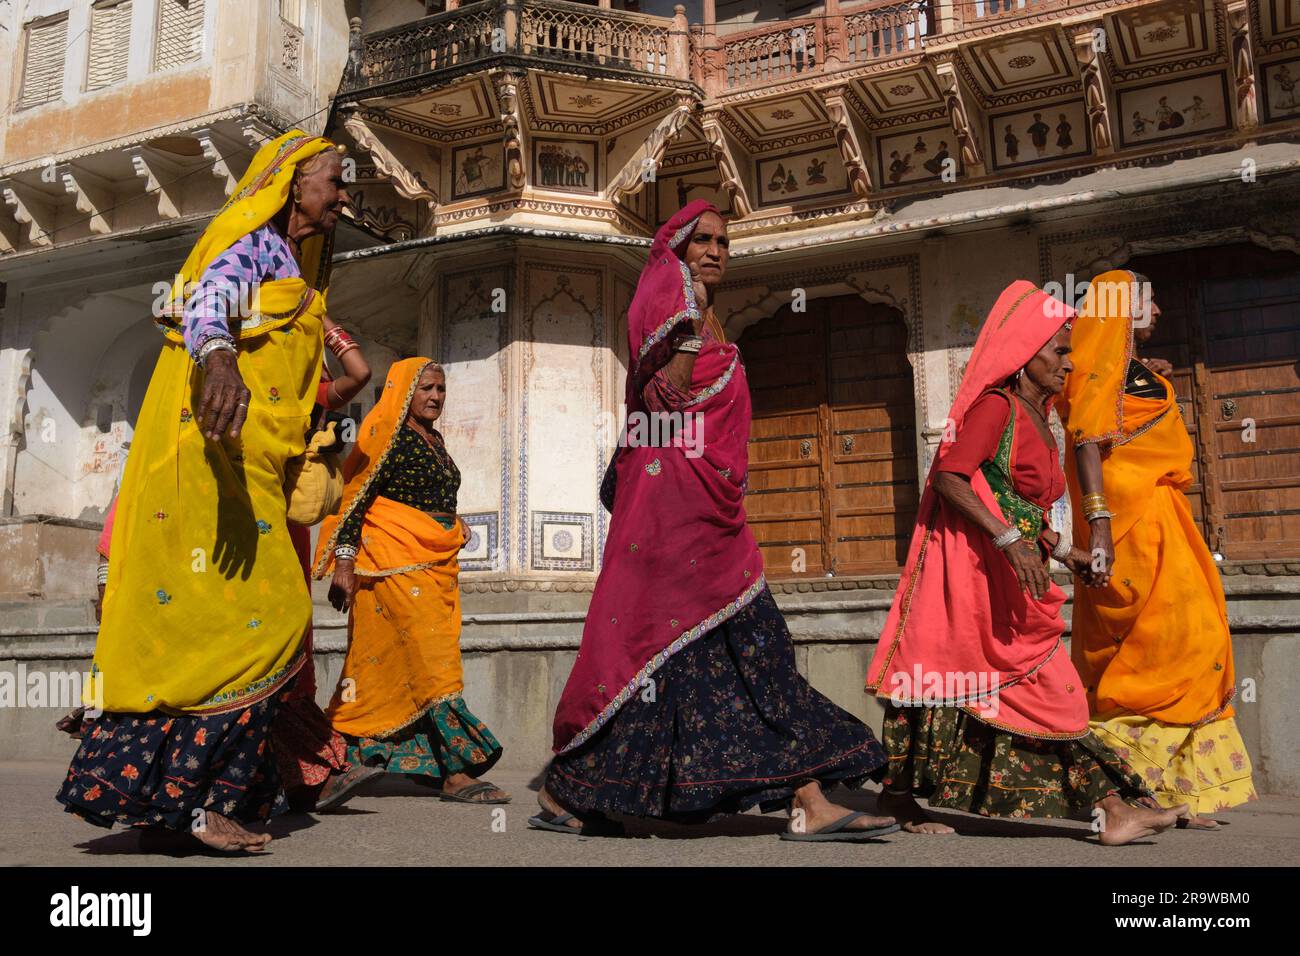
[552,201,765,753]
[866,281,1090,739]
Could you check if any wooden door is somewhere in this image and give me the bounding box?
[739,295,918,578]
[1129,245,1300,559]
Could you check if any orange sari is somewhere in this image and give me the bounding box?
[1058,270,1255,812]
[313,359,468,739]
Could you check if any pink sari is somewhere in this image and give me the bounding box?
[865,281,1090,739]
[552,201,765,753]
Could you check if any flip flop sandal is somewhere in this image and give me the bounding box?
[439,780,511,804]
[314,765,385,813]
[780,811,901,843]
[527,812,625,837]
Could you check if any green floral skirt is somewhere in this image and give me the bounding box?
[882,703,1149,819]
[347,695,502,779]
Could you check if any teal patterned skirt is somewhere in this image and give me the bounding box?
[347,695,502,779]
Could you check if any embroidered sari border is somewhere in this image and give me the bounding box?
[556,575,768,754]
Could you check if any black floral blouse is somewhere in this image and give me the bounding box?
[335,424,460,548]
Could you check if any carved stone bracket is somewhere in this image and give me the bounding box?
[59,165,115,236]
[1071,23,1117,154]
[820,85,873,199]
[127,146,187,220]
[493,71,528,191]
[1,185,57,249]
[195,127,243,196]
[701,109,753,219]
[341,111,439,209]
[934,58,986,177]
[1228,1,1259,130]
[609,94,694,203]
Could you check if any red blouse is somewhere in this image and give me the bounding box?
[935,391,1065,509]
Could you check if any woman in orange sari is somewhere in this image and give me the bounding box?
[1058,270,1256,820]
[313,359,508,803]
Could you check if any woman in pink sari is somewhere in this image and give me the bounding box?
[865,281,1185,844]
[532,202,895,841]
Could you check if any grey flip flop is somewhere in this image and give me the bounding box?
[439,780,510,804]
[528,811,626,837]
[528,811,583,834]
[780,811,901,843]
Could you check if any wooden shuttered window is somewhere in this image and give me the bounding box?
[87,1,133,92]
[17,16,69,110]
[154,0,205,71]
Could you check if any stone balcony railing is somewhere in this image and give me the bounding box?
[341,0,693,93]
[341,0,1126,99]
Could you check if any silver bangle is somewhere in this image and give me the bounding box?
[674,335,703,354]
[96,563,109,586]
[334,545,358,562]
[992,526,1023,551]
[1086,511,1113,522]
[1051,534,1072,562]
[195,336,236,368]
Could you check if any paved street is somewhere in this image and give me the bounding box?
[3,760,1297,867]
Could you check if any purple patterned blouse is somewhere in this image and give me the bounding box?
[183,224,300,359]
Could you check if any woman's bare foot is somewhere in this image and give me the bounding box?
[877,787,956,835]
[790,781,895,835]
[138,812,271,854]
[442,771,510,802]
[1096,796,1182,846]
[1137,796,1220,830]
[537,786,582,830]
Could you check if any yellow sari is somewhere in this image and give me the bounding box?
[313,358,469,739]
[91,131,336,715]
[1058,270,1256,812]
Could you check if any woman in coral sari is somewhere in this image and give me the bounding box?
[314,359,507,803]
[866,280,1184,845]
[534,201,894,841]
[57,130,351,852]
[1058,270,1256,820]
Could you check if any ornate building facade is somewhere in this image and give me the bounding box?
[1,0,1297,787]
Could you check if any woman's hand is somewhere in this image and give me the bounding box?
[198,350,251,441]
[1141,356,1174,379]
[687,263,708,329]
[1086,517,1115,587]
[329,559,359,613]
[1003,538,1051,600]
[94,583,105,624]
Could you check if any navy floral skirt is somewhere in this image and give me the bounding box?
[56,696,285,830]
[546,586,887,822]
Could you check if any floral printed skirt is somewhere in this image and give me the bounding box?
[273,694,351,800]
[346,695,502,779]
[1090,713,1256,814]
[882,703,1150,820]
[547,586,887,822]
[56,696,285,830]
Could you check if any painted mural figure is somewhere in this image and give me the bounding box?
[1004,124,1020,161]
[1131,110,1156,137]
[1183,95,1211,124]
[922,140,951,176]
[1058,272,1258,821]
[864,280,1187,844]
[532,202,897,842]
[1275,64,1297,109]
[1027,113,1050,156]
[1055,114,1073,150]
[888,150,914,183]
[1156,97,1185,129]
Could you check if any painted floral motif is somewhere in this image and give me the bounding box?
[645,458,662,476]
[268,387,281,404]
[180,408,193,423]
[156,589,171,605]
[247,618,262,629]
[256,520,272,535]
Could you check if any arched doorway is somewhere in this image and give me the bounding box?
[738,294,919,578]
[1127,243,1300,559]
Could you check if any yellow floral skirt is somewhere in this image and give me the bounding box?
[1090,713,1257,814]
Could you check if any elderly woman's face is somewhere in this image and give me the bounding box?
[684,211,730,290]
[1023,326,1073,396]
[410,366,447,426]
[295,152,350,235]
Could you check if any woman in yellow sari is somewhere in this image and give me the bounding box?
[57,130,353,853]
[1058,270,1256,821]
[314,359,508,803]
